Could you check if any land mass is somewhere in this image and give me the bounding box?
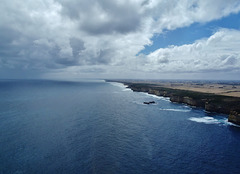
[107,80,240,125]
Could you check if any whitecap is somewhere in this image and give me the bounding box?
[108,82,127,88]
[159,108,191,112]
[188,116,240,127]
[223,119,240,127]
[122,88,131,91]
[188,116,219,124]
[142,93,171,102]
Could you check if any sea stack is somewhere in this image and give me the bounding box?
[143,101,155,104]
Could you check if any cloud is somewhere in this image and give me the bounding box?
[145,29,240,73]
[0,0,240,79]
[69,38,85,58]
[147,0,240,32]
[57,0,143,35]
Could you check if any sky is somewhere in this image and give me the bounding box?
[1,0,240,80]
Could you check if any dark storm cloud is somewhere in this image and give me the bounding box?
[141,0,151,6]
[79,67,106,73]
[57,0,141,34]
[0,27,37,69]
[95,49,113,64]
[55,57,79,66]
[80,48,114,65]
[48,45,73,67]
[0,27,20,47]
[40,40,84,67]
[0,27,21,58]
[69,38,85,58]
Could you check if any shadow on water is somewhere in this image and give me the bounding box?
[228,125,240,134]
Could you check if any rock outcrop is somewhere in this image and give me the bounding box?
[143,101,155,104]
[228,111,240,125]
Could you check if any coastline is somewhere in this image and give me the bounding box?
[107,80,240,125]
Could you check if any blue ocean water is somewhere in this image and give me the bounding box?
[0,80,240,174]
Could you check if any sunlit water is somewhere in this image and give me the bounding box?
[0,80,240,174]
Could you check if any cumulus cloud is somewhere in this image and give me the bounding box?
[146,29,240,73]
[58,0,143,35]
[147,0,240,32]
[0,0,240,79]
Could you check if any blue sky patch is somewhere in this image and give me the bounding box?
[139,12,240,55]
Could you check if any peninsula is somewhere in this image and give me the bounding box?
[107,80,240,125]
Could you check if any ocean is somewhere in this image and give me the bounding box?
[0,80,240,174]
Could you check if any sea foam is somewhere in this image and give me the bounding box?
[188,116,240,127]
[189,116,219,124]
[143,93,170,102]
[108,82,126,88]
[159,108,191,112]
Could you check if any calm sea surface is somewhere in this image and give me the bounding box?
[0,80,240,174]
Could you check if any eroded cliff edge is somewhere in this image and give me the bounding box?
[117,82,240,125]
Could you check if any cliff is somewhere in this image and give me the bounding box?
[124,82,240,125]
[228,111,240,125]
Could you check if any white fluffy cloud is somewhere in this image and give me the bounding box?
[148,0,240,31]
[0,0,240,79]
[146,29,240,73]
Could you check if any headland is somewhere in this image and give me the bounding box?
[107,80,240,125]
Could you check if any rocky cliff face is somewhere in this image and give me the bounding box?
[228,111,240,125]
[148,89,170,97]
[125,83,240,125]
[204,101,230,114]
[170,96,183,103]
[170,96,205,107]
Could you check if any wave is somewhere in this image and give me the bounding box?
[108,82,130,91]
[189,116,219,124]
[142,93,170,102]
[227,122,240,127]
[159,108,191,112]
[188,116,240,127]
[122,88,132,91]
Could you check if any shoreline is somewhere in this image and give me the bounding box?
[107,80,240,125]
